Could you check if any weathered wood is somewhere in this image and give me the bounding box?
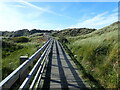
[0,39,51,89]
[20,56,28,64]
[19,56,29,83]
[19,39,53,89]
[0,39,89,89]
[41,40,89,89]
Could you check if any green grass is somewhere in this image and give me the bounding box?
[2,36,45,79]
[59,22,119,88]
[12,36,29,43]
[2,40,23,58]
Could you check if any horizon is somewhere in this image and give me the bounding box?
[0,21,118,32]
[0,1,118,31]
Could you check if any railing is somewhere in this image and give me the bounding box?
[0,39,53,90]
[19,39,53,89]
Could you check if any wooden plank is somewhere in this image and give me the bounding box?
[41,40,89,89]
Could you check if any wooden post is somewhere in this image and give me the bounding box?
[20,56,28,64]
[20,56,29,83]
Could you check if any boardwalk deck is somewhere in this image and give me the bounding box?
[41,40,89,89]
[0,39,90,89]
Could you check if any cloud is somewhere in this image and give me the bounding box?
[0,0,119,2]
[19,0,58,15]
[12,4,26,8]
[60,6,68,12]
[112,8,118,12]
[0,1,72,31]
[0,0,78,31]
[19,0,77,21]
[0,1,70,31]
[69,11,118,29]
[0,2,44,31]
[0,1,118,31]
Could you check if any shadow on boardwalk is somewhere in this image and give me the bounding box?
[42,42,53,89]
[58,42,87,88]
[42,40,90,90]
[62,42,105,89]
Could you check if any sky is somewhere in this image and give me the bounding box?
[0,1,118,31]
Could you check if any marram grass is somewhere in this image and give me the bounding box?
[66,23,118,88]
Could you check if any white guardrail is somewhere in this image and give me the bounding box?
[19,39,53,89]
[0,38,53,90]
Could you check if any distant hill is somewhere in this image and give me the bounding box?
[53,28,96,37]
[1,21,118,37]
[1,28,96,37]
[1,29,52,37]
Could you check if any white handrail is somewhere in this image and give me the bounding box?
[0,39,51,89]
[19,40,52,89]
[29,40,53,89]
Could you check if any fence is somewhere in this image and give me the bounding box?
[0,38,53,90]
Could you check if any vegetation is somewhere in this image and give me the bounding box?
[1,21,119,88]
[1,29,52,37]
[53,28,96,37]
[58,22,119,88]
[12,36,29,43]
[2,40,23,58]
[2,36,46,79]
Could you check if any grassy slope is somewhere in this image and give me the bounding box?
[2,40,23,58]
[2,36,46,79]
[65,22,119,88]
[53,28,96,37]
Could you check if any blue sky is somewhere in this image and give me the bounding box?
[0,1,118,31]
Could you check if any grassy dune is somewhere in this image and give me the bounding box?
[61,22,119,88]
[2,36,46,79]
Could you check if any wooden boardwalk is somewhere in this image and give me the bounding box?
[41,40,89,89]
[0,39,90,89]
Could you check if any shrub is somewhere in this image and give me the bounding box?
[58,37,69,44]
[2,41,23,58]
[13,36,29,43]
